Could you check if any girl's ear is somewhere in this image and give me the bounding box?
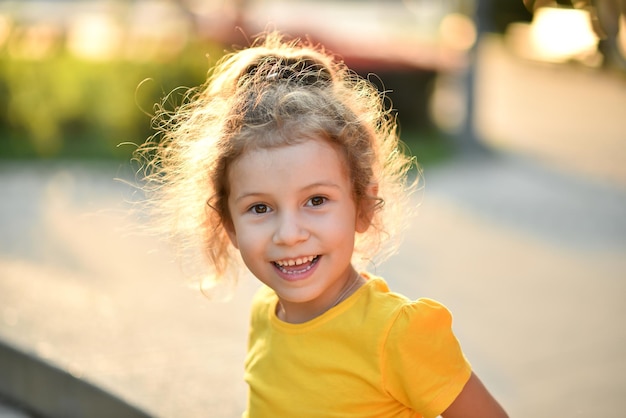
[356,183,379,233]
[224,220,239,249]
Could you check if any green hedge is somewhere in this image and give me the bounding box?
[0,41,222,159]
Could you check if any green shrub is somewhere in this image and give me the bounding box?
[0,41,221,159]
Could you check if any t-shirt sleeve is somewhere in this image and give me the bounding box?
[381,298,472,418]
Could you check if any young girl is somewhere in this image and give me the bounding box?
[137,32,507,418]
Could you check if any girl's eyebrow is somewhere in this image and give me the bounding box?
[234,181,341,203]
[301,181,342,192]
[233,191,269,204]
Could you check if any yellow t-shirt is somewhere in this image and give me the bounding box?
[243,274,471,418]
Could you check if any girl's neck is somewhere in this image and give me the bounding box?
[277,270,364,324]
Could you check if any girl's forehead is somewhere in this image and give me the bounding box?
[229,138,349,180]
[225,136,361,218]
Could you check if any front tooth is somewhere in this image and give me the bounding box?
[276,256,316,267]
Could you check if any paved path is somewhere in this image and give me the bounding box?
[1,36,625,417]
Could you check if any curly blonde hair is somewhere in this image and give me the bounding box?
[135,32,418,291]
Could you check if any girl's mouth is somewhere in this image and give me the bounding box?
[273,255,320,274]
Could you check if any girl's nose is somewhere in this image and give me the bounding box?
[272,212,309,245]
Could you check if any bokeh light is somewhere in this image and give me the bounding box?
[66,13,122,61]
[530,7,599,62]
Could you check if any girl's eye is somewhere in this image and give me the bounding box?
[308,196,326,207]
[250,204,269,214]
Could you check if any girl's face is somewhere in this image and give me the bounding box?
[226,138,369,322]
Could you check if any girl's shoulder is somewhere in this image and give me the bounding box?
[360,274,458,340]
[363,274,453,317]
[369,277,471,417]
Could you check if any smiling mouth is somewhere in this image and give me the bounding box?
[273,255,320,274]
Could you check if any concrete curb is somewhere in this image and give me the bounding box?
[0,340,152,418]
